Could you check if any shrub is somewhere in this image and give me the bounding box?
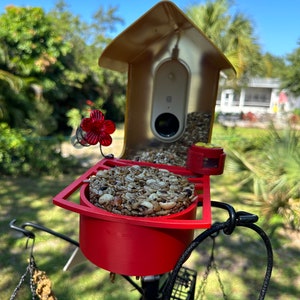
[0,123,78,176]
[226,124,300,230]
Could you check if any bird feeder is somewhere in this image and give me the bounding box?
[53,1,234,277]
[98,0,234,158]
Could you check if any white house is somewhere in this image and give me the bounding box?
[216,78,300,115]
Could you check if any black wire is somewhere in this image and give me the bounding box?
[21,221,79,247]
[163,216,273,300]
[163,222,227,299]
[241,223,273,300]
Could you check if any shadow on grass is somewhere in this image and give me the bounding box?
[1,173,300,299]
[0,176,140,300]
[185,208,300,300]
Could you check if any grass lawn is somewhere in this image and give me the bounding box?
[1,125,299,299]
[1,175,141,299]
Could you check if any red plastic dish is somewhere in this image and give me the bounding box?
[53,158,211,276]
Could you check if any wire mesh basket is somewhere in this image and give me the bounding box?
[170,266,197,300]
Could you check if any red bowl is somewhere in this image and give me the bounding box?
[53,158,212,276]
[79,183,197,276]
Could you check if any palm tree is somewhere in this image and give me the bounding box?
[186,0,262,80]
[226,125,300,231]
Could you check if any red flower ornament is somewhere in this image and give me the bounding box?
[80,110,116,146]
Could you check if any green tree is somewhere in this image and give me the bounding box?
[0,32,24,125]
[47,0,126,126]
[0,43,23,92]
[280,42,300,96]
[0,1,126,137]
[0,5,72,133]
[84,3,126,123]
[0,6,71,76]
[186,0,262,80]
[259,52,287,78]
[0,2,127,175]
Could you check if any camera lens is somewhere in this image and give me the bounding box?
[155,113,179,138]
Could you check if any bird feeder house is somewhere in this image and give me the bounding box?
[98,0,234,158]
[53,1,234,277]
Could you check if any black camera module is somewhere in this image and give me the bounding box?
[154,113,180,138]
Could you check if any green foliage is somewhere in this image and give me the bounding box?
[0,3,126,134]
[0,82,30,127]
[26,96,58,135]
[259,52,287,78]
[225,125,300,230]
[281,44,300,96]
[0,69,23,92]
[0,2,127,176]
[186,0,291,82]
[66,108,83,130]
[0,6,71,76]
[0,5,71,132]
[0,123,78,176]
[186,0,263,80]
[0,123,26,174]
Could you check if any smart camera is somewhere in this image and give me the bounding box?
[151,58,190,142]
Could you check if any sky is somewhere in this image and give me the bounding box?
[1,0,299,57]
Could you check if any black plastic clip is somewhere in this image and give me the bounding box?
[236,211,259,224]
[210,201,259,235]
[224,210,259,235]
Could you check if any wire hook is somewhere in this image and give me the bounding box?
[9,219,35,239]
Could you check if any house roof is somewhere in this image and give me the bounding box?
[247,78,281,88]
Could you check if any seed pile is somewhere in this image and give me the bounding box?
[88,165,195,217]
[131,112,212,166]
